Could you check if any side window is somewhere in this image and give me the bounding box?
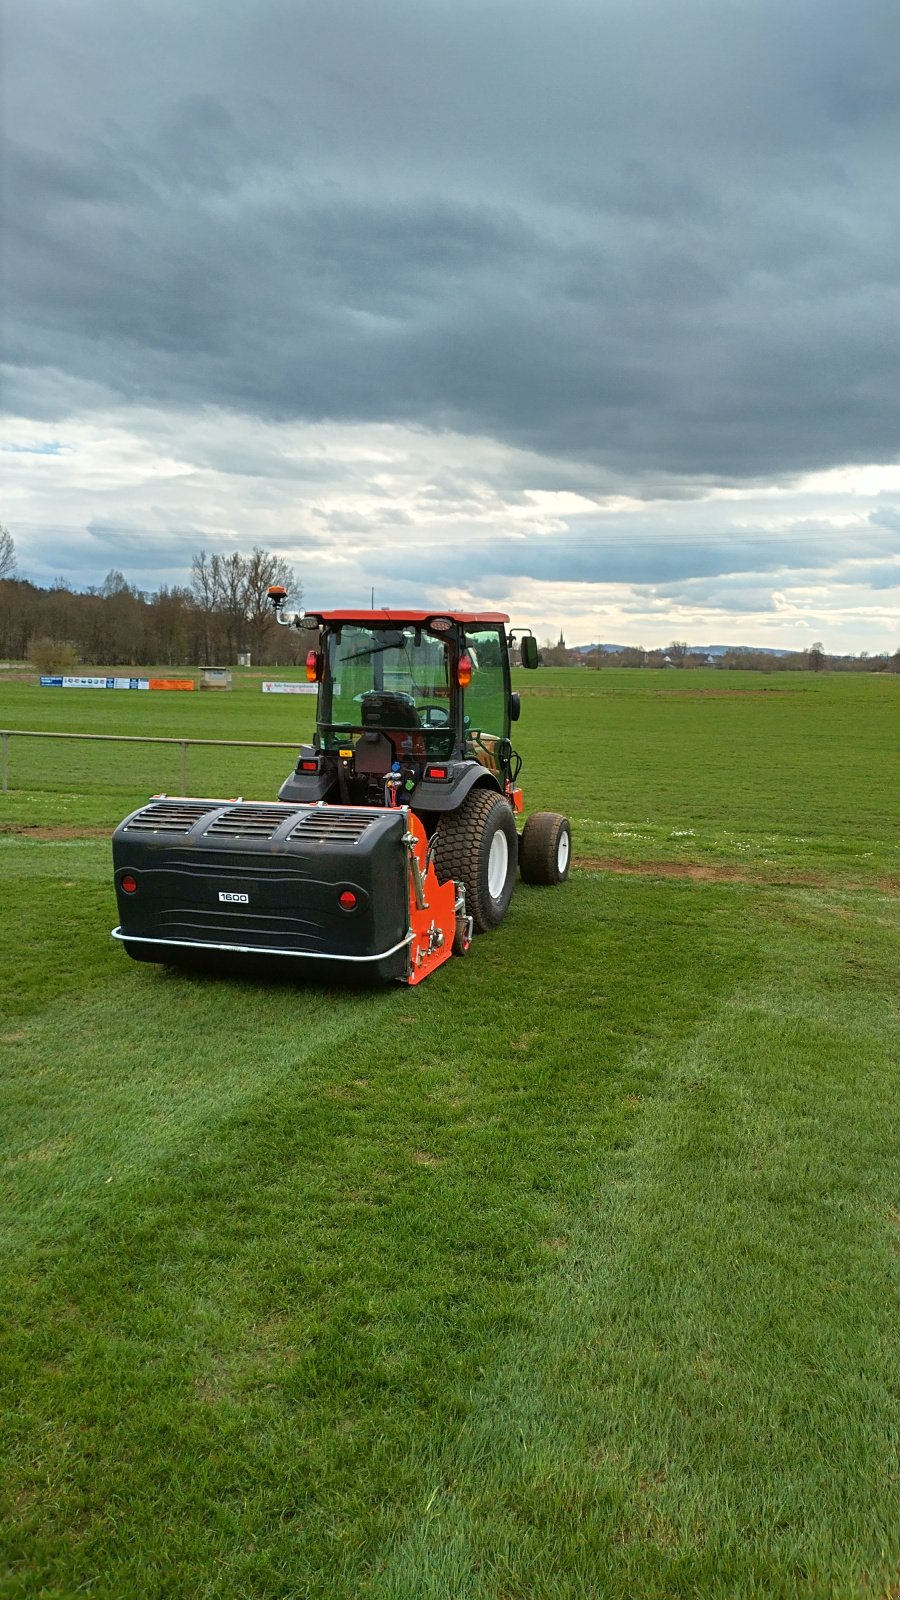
[465,629,507,770]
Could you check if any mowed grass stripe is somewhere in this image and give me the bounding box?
[375,895,900,1600]
[3,868,768,1598]
[1,974,393,1254]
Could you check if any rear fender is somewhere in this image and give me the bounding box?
[410,761,501,815]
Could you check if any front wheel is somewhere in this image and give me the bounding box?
[519,812,571,885]
[432,788,518,932]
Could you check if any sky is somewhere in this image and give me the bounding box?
[3,0,900,651]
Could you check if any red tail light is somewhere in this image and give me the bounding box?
[306,650,320,683]
[121,874,138,894]
[339,890,357,911]
[426,766,448,781]
[456,654,472,688]
[300,759,319,772]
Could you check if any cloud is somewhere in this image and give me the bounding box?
[4,0,900,651]
[6,0,900,487]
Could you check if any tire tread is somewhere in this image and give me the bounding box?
[432,787,516,932]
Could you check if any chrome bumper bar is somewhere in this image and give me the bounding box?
[111,928,415,963]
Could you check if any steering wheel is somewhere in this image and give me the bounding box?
[419,703,450,727]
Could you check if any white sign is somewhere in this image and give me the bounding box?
[261,681,317,694]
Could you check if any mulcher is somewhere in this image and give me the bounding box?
[112,600,571,984]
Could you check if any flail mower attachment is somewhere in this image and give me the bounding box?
[112,798,467,985]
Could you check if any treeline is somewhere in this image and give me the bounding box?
[541,640,900,672]
[0,548,306,669]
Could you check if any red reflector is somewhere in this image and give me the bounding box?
[339,890,357,910]
[300,760,318,772]
[427,767,447,780]
[121,874,138,894]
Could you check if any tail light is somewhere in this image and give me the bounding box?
[339,890,357,911]
[300,759,319,772]
[457,654,472,688]
[425,766,449,781]
[306,650,321,683]
[121,873,138,894]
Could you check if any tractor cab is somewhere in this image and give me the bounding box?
[272,608,538,825]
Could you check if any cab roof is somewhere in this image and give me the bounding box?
[305,610,510,626]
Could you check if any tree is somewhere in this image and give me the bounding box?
[243,546,299,661]
[0,525,16,580]
[667,640,689,666]
[807,641,826,672]
[190,551,226,665]
[190,546,299,664]
[29,637,79,674]
[220,551,248,661]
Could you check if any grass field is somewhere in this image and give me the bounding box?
[1,670,898,1598]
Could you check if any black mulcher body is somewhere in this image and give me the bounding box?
[112,604,571,985]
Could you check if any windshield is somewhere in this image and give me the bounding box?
[319,625,454,753]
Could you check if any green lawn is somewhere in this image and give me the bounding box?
[1,671,898,1598]
[3,668,899,882]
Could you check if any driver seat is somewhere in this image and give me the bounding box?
[361,692,420,729]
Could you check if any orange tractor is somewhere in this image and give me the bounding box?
[112,602,570,984]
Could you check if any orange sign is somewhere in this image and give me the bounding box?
[148,678,195,691]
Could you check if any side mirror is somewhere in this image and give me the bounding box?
[520,636,539,670]
[509,691,521,722]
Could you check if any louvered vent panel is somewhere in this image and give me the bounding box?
[287,809,375,844]
[124,801,215,835]
[205,805,297,840]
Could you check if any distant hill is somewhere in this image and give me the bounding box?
[572,641,792,658]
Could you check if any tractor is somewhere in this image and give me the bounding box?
[111,602,570,984]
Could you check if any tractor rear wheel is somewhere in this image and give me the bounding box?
[432,788,518,933]
[519,812,572,885]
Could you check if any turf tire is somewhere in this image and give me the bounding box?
[519,811,572,885]
[432,788,518,933]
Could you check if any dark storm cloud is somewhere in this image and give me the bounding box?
[4,0,900,485]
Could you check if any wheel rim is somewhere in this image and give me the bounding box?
[557,829,571,874]
[487,830,510,899]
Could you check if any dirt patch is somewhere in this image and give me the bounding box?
[0,824,112,840]
[574,856,900,895]
[663,688,788,699]
[574,854,766,884]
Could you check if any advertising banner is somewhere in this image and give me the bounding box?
[261,681,317,694]
[40,676,195,690]
[41,676,150,689]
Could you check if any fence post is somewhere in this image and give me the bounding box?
[180,741,188,793]
[1,731,8,794]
